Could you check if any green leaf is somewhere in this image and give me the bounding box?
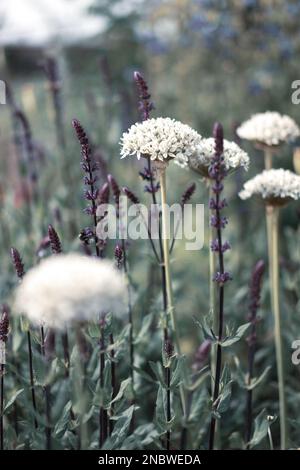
[102,405,134,450]
[196,318,217,343]
[110,378,132,405]
[54,401,72,436]
[246,366,271,391]
[188,387,209,423]
[249,409,270,448]
[149,361,165,388]
[170,355,186,389]
[221,322,251,347]
[216,381,232,414]
[3,389,24,414]
[133,366,156,384]
[87,322,100,339]
[134,314,153,345]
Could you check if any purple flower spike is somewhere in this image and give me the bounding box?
[10,247,25,279]
[133,71,154,121]
[213,271,232,284]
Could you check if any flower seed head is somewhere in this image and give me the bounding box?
[14,254,127,329]
[72,119,89,146]
[10,247,25,279]
[48,224,62,254]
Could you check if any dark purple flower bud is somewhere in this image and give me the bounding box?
[210,215,228,229]
[213,122,224,156]
[133,70,154,121]
[79,227,94,244]
[192,339,211,371]
[144,182,160,193]
[211,239,231,253]
[209,198,227,210]
[211,182,224,194]
[164,339,174,359]
[83,205,97,215]
[48,224,62,254]
[72,119,89,146]
[83,175,98,186]
[181,182,196,206]
[123,186,140,204]
[84,189,98,201]
[139,167,153,181]
[0,304,9,342]
[213,271,232,284]
[10,247,25,279]
[114,244,124,269]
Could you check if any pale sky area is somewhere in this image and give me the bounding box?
[0,0,109,46]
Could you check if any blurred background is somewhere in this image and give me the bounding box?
[0,0,299,361]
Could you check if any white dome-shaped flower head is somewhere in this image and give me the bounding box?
[120,117,202,169]
[236,111,300,148]
[184,137,249,177]
[14,254,127,329]
[239,169,300,206]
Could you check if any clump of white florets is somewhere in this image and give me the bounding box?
[239,169,300,204]
[120,117,202,166]
[185,137,249,176]
[236,111,300,147]
[14,254,127,329]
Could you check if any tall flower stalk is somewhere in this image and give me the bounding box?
[72,118,100,257]
[133,71,168,336]
[266,205,287,449]
[208,123,232,450]
[10,247,38,429]
[73,120,112,446]
[159,167,180,354]
[240,168,300,449]
[186,138,248,384]
[245,260,265,448]
[0,306,9,450]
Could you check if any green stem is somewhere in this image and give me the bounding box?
[266,206,288,449]
[159,169,180,355]
[159,168,187,432]
[208,182,217,379]
[264,148,273,170]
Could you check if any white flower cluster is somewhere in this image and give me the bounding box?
[120,117,202,164]
[14,254,127,329]
[237,111,300,147]
[186,138,249,176]
[239,169,300,203]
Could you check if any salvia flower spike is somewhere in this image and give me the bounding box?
[133,70,154,121]
[208,122,231,450]
[10,247,25,279]
[48,225,62,254]
[72,118,100,255]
